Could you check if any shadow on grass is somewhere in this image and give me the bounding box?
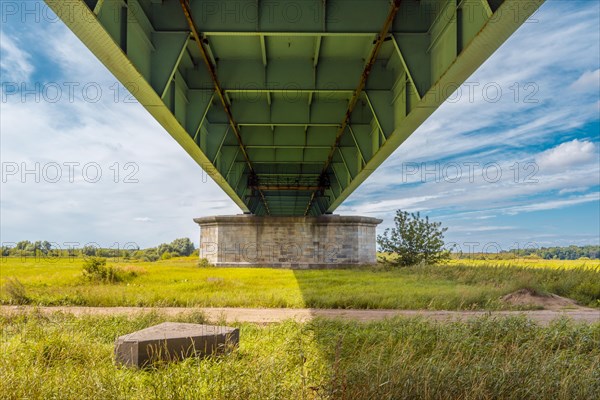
[289,264,600,399]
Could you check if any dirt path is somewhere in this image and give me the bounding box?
[2,306,599,325]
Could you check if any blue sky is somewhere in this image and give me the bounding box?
[1,0,599,251]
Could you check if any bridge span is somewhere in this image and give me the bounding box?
[47,0,544,266]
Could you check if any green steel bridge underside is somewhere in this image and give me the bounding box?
[47,0,543,216]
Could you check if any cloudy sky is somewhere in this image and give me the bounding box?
[1,0,599,251]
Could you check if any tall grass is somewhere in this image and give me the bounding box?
[448,258,600,270]
[1,257,599,309]
[0,311,598,399]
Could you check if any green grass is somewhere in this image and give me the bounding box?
[1,257,599,309]
[0,311,598,400]
[448,258,600,270]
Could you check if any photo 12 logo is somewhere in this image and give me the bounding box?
[1,162,140,184]
[422,81,540,106]
[1,241,141,262]
[201,241,342,264]
[401,162,539,184]
[1,81,139,104]
[447,241,542,259]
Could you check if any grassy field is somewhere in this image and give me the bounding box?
[0,310,598,400]
[448,258,600,270]
[1,257,599,309]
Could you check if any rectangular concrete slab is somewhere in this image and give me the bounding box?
[115,322,239,368]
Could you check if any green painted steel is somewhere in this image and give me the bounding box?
[47,0,544,216]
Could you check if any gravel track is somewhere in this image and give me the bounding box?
[2,306,599,326]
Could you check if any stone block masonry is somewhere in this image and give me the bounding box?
[194,215,382,269]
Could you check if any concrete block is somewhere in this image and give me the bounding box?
[115,322,239,368]
[195,214,382,268]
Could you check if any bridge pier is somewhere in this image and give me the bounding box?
[194,215,382,269]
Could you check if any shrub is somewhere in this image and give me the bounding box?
[378,210,450,267]
[198,258,212,268]
[82,257,116,282]
[81,257,138,283]
[3,278,30,304]
[144,253,159,262]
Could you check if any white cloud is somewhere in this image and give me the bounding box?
[339,145,600,229]
[341,195,441,215]
[0,24,238,247]
[0,31,34,82]
[570,68,600,92]
[43,23,109,82]
[559,186,589,195]
[451,225,516,233]
[503,193,599,214]
[536,139,597,169]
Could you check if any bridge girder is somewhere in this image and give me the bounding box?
[48,0,544,216]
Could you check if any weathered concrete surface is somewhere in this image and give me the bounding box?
[194,214,382,268]
[114,322,239,368]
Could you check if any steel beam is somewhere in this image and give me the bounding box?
[179,0,270,215]
[238,123,339,127]
[192,92,214,142]
[305,0,402,215]
[160,34,191,99]
[347,125,366,167]
[239,145,332,149]
[390,35,422,101]
[480,0,494,17]
[363,92,387,140]
[252,186,321,191]
[93,0,104,15]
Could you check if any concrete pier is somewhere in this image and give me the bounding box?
[194,215,382,268]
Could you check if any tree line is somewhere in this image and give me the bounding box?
[509,245,599,260]
[1,238,196,262]
[452,245,599,260]
[378,210,599,266]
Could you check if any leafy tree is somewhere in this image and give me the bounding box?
[132,250,145,259]
[41,241,52,254]
[157,243,174,256]
[170,238,195,257]
[377,210,449,267]
[1,246,11,257]
[82,245,98,257]
[15,241,31,250]
[155,238,195,257]
[144,252,159,262]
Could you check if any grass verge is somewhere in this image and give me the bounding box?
[0,310,598,400]
[1,257,599,309]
